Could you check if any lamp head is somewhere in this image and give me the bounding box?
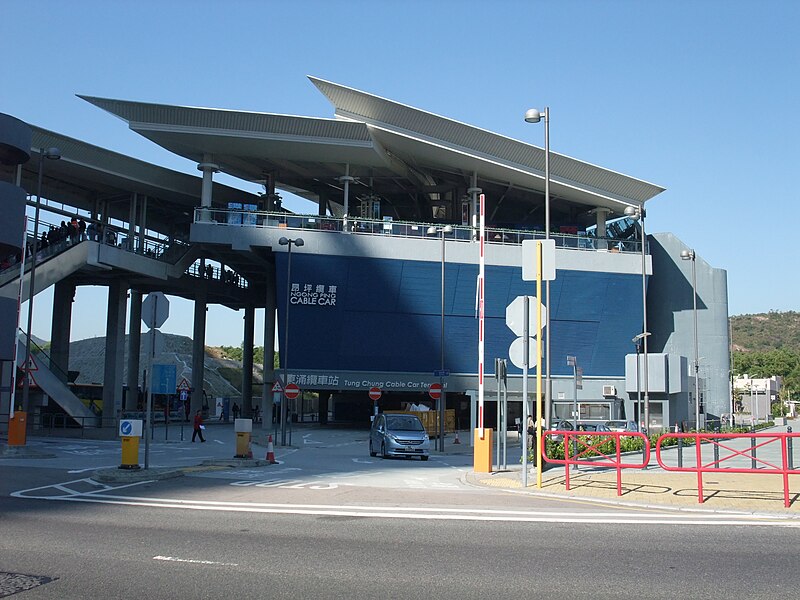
[294,238,304,247]
[426,226,437,235]
[43,147,61,160]
[278,237,289,246]
[442,225,453,234]
[524,108,542,123]
[624,205,640,221]
[680,249,694,260]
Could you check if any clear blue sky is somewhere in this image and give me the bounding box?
[2,0,798,346]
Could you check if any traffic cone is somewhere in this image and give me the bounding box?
[266,434,277,464]
[453,430,461,445]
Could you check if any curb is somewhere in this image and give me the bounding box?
[0,444,57,459]
[92,457,276,484]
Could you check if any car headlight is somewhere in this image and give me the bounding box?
[423,434,430,441]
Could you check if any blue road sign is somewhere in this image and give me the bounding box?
[151,364,177,395]
[120,420,133,436]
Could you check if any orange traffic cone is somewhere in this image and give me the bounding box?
[453,430,461,445]
[266,434,277,464]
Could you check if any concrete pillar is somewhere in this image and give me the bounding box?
[138,196,147,252]
[103,279,128,422]
[126,290,142,410]
[318,187,328,216]
[49,280,75,383]
[339,164,353,231]
[191,287,207,416]
[128,193,137,251]
[197,155,220,223]
[241,305,255,418]
[318,391,330,425]
[595,208,611,250]
[261,261,277,428]
[468,172,482,242]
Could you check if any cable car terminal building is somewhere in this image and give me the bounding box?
[0,77,730,435]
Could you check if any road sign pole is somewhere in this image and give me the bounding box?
[536,241,543,489]
[144,296,157,469]
[495,358,501,469]
[521,295,529,488]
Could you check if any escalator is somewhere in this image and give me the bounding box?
[15,331,99,426]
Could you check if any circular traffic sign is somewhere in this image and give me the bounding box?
[284,383,301,399]
[120,421,133,436]
[429,383,442,400]
[368,387,382,401]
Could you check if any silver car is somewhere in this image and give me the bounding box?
[605,420,639,432]
[369,413,430,460]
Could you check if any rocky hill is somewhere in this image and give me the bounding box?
[730,311,800,353]
[68,333,264,398]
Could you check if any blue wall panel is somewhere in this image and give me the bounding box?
[276,254,644,379]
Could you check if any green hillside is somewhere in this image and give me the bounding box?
[731,311,800,396]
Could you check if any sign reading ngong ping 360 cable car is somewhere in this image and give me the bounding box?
[290,282,337,306]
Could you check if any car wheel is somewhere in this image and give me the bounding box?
[369,441,377,457]
[381,442,387,459]
[421,455,429,461]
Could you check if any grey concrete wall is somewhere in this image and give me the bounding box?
[647,232,730,418]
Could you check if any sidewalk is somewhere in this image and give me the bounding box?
[465,419,800,516]
[467,467,800,515]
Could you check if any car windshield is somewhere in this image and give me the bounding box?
[386,416,425,431]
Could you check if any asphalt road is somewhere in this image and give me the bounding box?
[3,429,800,598]
[2,491,799,599]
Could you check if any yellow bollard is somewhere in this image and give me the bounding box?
[119,419,142,469]
[473,428,494,473]
[235,432,251,458]
[234,418,253,458]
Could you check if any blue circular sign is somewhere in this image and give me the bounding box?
[121,421,133,436]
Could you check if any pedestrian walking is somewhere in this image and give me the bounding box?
[192,409,206,442]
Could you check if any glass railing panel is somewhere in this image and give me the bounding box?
[193,207,644,255]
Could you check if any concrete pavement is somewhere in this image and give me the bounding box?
[5,419,800,516]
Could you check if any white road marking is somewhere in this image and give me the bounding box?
[214,440,225,445]
[11,481,800,527]
[352,458,373,464]
[68,466,117,473]
[154,555,237,566]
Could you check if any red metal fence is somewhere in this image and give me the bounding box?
[655,432,800,507]
[542,431,651,496]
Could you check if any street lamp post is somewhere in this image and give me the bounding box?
[427,224,452,452]
[524,107,551,427]
[624,204,649,433]
[681,248,701,430]
[278,236,303,446]
[632,332,651,431]
[21,147,61,415]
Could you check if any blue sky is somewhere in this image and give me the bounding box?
[2,0,798,346]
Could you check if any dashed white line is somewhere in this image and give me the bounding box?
[154,555,238,566]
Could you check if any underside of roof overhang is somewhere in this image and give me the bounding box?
[79,77,665,231]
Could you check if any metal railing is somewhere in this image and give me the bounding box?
[543,430,652,496]
[0,217,193,281]
[187,261,249,289]
[193,208,644,254]
[655,431,800,507]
